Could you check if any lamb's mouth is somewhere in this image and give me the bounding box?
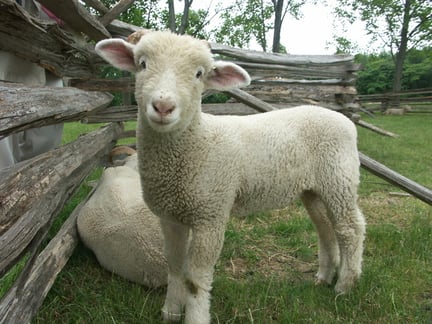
[147,115,179,130]
[152,118,172,125]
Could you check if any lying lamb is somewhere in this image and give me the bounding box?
[77,152,167,288]
[383,105,411,115]
[95,30,366,324]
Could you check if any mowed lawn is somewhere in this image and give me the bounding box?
[19,111,432,323]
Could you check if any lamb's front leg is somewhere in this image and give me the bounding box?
[159,219,190,323]
[183,221,228,324]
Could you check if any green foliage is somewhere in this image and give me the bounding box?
[159,9,210,39]
[100,0,162,29]
[403,47,432,89]
[213,0,308,51]
[355,53,395,94]
[333,0,430,94]
[99,0,209,38]
[355,47,432,94]
[334,36,361,54]
[214,0,274,50]
[99,66,131,106]
[334,0,432,53]
[202,93,230,104]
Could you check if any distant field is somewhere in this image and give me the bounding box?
[21,112,432,323]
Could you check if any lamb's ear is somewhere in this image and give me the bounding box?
[205,61,251,90]
[95,39,136,73]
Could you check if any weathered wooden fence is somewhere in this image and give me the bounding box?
[0,0,431,322]
[358,88,432,112]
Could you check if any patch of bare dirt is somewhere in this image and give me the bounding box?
[222,242,316,283]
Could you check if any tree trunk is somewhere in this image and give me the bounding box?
[272,0,284,53]
[258,0,267,52]
[167,0,176,32]
[391,0,411,107]
[178,0,193,35]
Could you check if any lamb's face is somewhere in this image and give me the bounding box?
[95,30,251,134]
[133,32,214,133]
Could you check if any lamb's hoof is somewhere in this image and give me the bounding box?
[315,277,331,286]
[334,278,356,295]
[314,272,333,286]
[334,284,349,295]
[334,271,360,294]
[161,309,182,323]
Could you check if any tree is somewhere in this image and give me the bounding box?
[161,8,211,39]
[271,0,306,52]
[355,48,432,94]
[99,0,162,29]
[215,0,273,51]
[166,0,194,34]
[355,53,397,94]
[402,47,432,90]
[167,0,176,32]
[334,0,432,103]
[215,0,308,52]
[166,0,222,38]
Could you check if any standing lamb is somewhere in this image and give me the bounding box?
[95,30,366,324]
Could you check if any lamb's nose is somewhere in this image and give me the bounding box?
[152,100,176,117]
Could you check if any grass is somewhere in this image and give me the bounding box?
[17,113,432,323]
[357,112,432,195]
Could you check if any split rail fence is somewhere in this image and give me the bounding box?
[358,88,432,112]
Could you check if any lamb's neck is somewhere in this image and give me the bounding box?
[138,112,205,151]
[137,112,209,185]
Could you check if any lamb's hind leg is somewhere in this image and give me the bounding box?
[159,219,190,323]
[322,191,366,294]
[301,190,339,286]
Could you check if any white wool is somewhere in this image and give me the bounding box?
[76,155,167,288]
[96,30,366,324]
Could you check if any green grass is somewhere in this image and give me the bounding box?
[357,113,432,195]
[24,113,432,323]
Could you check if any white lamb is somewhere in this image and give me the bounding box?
[95,30,366,324]
[77,153,167,288]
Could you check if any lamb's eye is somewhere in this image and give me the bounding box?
[139,58,146,70]
[196,70,203,79]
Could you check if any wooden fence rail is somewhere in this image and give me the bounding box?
[358,88,432,109]
[0,82,113,139]
[0,191,91,323]
[0,123,123,277]
[359,153,432,205]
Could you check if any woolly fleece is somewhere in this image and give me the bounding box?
[77,154,167,287]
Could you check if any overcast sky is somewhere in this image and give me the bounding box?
[183,0,380,55]
[280,1,377,55]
